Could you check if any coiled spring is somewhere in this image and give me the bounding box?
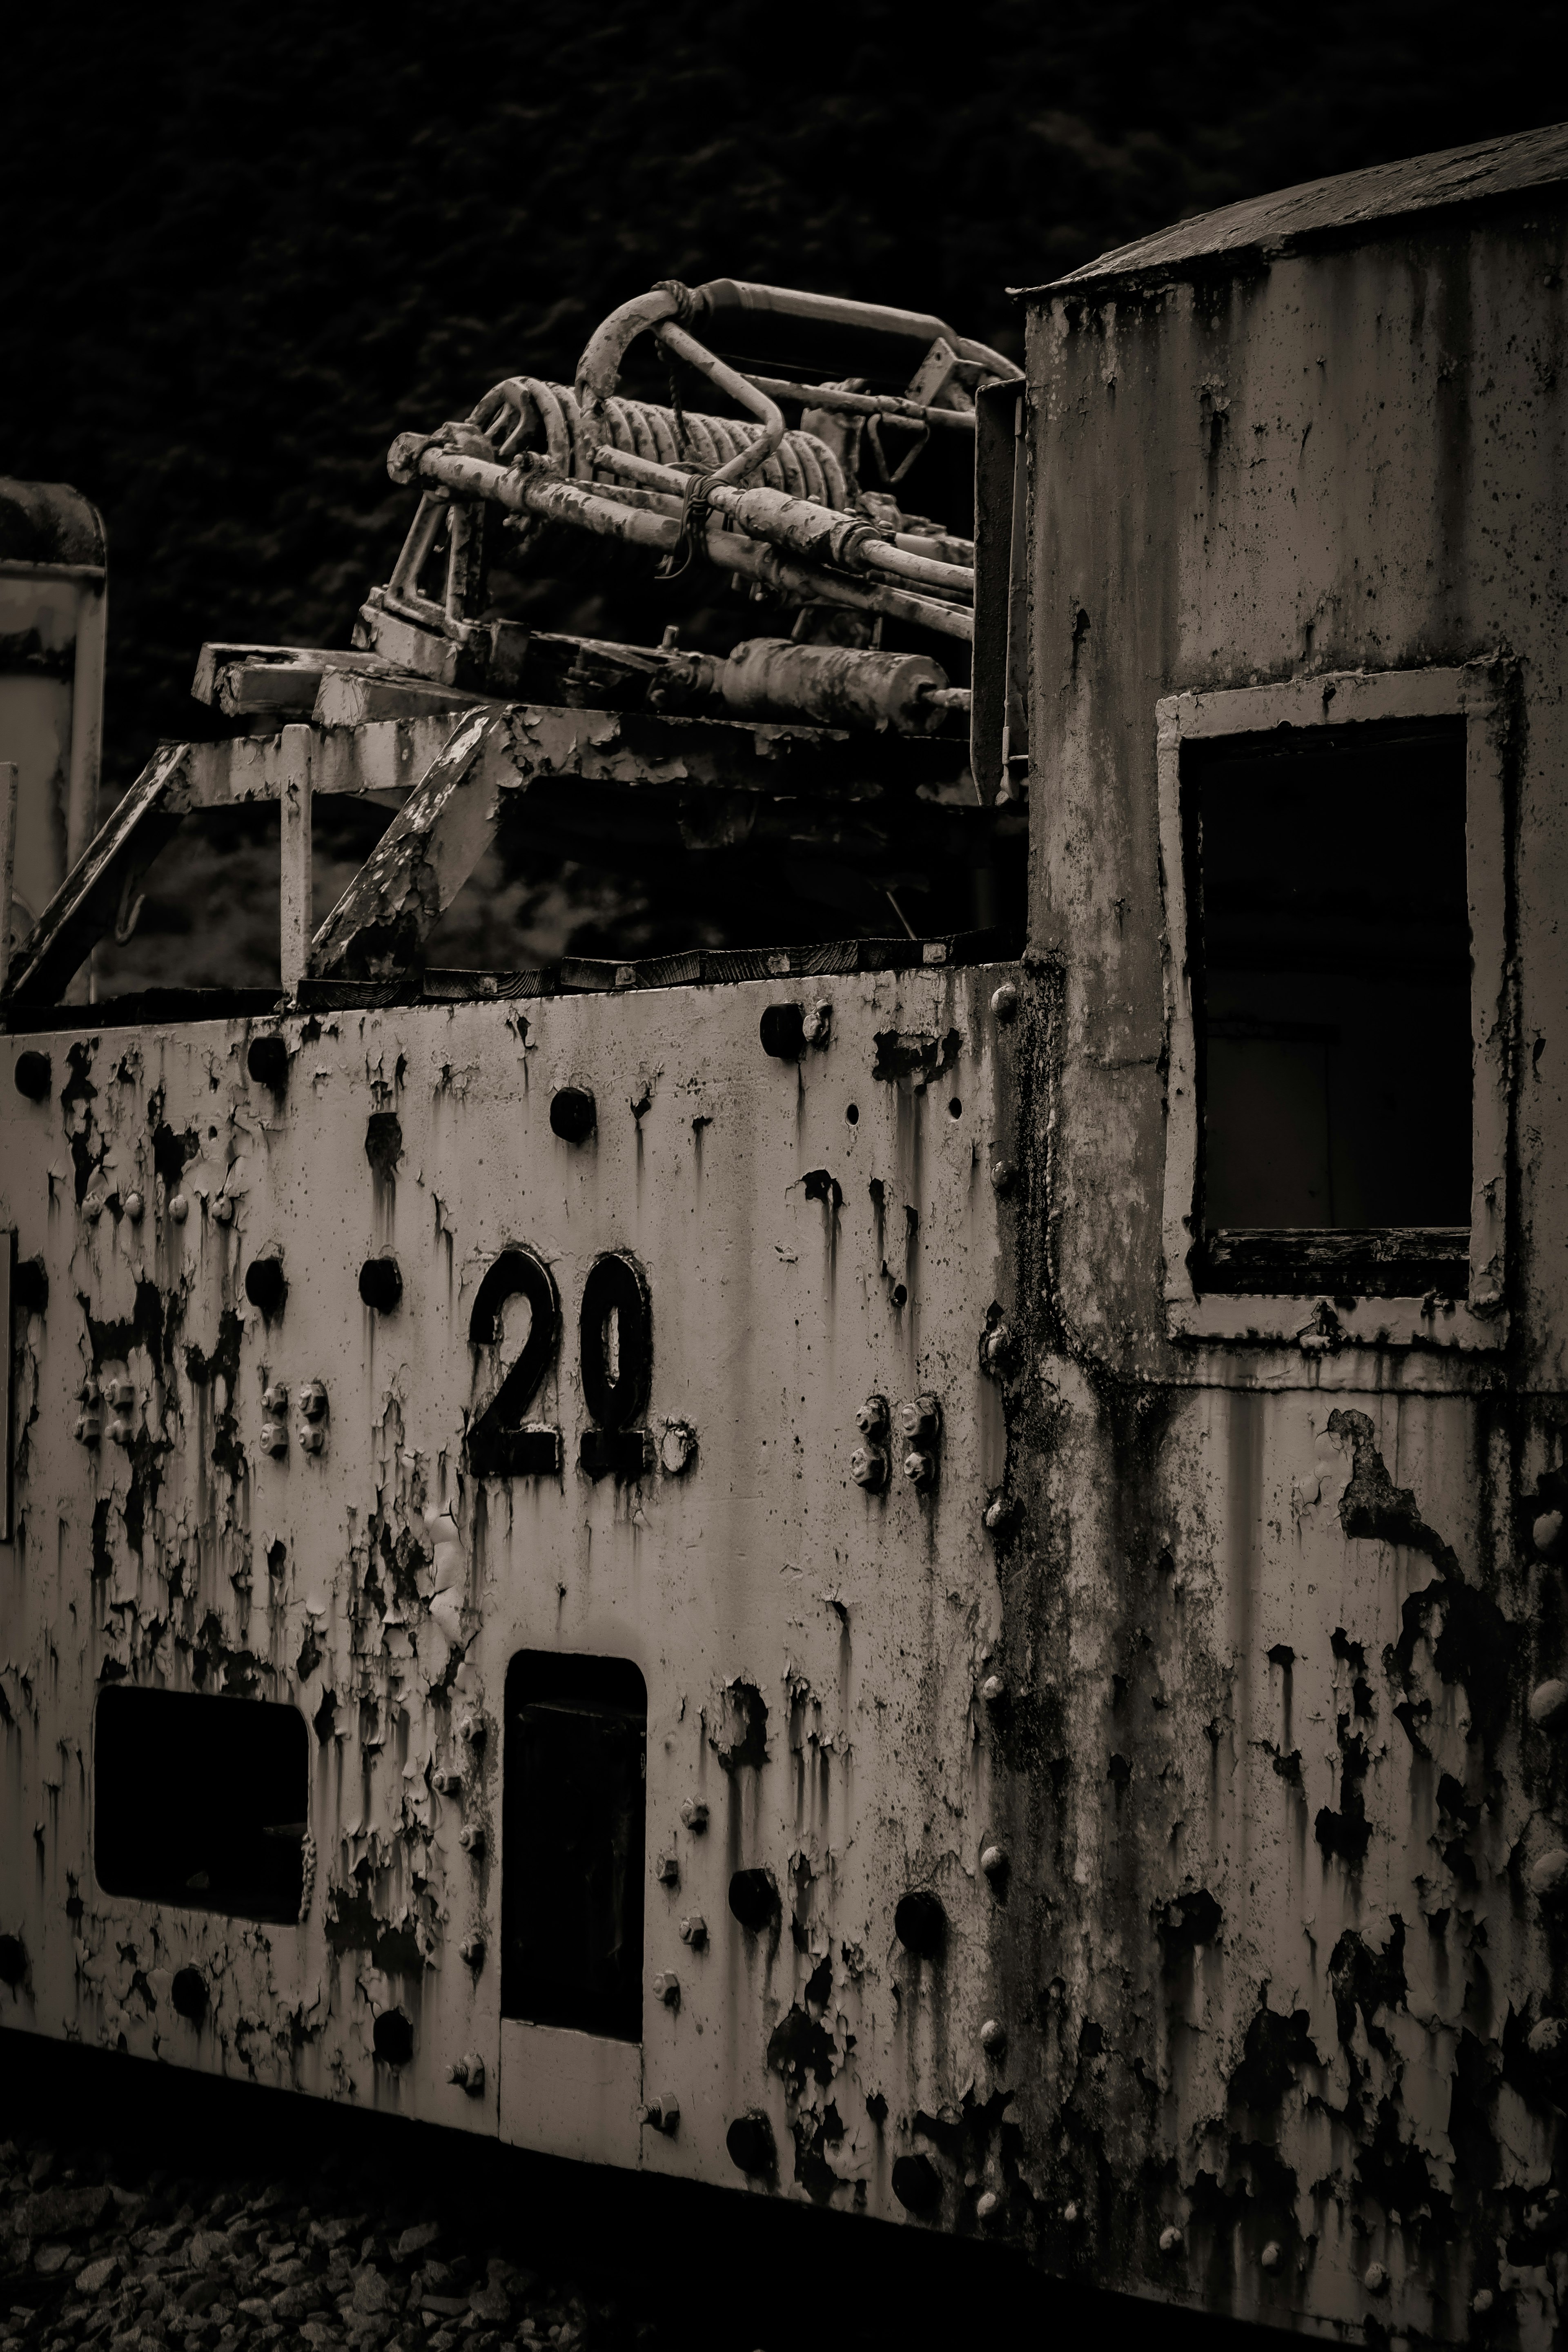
[471,378,850,510]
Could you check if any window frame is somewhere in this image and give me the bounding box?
[1157,661,1511,1351]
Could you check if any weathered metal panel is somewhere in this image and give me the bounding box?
[0,965,1015,2206]
[997,197,1568,2343]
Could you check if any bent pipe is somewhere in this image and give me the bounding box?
[573,291,784,490]
[687,278,1022,383]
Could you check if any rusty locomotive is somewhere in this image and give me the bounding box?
[5,120,1568,2345]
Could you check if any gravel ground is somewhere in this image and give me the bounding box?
[0,2136,649,2352]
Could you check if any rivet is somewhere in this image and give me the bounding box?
[990,1159,1016,1194]
[646,2094,680,2135]
[549,1085,597,1143]
[123,1190,144,1223]
[653,1971,681,2007]
[1472,2289,1494,2314]
[980,1844,1009,1880]
[1261,2240,1282,2272]
[983,1497,1011,1533]
[214,1197,234,1225]
[459,1935,485,1968]
[975,2189,1000,2223]
[990,982,1018,1024]
[1062,2200,1079,2225]
[979,2018,1006,2054]
[679,1915,708,1948]
[1529,1847,1568,1896]
[458,1825,485,1856]
[1364,2262,1390,2296]
[851,1444,889,1492]
[1530,1680,1568,1729]
[169,1194,189,1224]
[980,1673,1006,1706]
[1159,2225,1183,2257]
[660,1421,697,1475]
[1535,1509,1564,1556]
[680,1799,709,1833]
[13,1049,52,1101]
[459,1714,486,1747]
[84,1194,105,1222]
[656,1855,681,1887]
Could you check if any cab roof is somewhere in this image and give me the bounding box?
[1015,119,1568,300]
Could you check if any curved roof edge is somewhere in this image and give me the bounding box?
[1013,119,1568,301]
[0,478,107,570]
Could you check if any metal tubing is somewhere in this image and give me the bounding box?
[745,375,974,431]
[688,281,1022,381]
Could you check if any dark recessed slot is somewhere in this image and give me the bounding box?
[94,1686,308,1922]
[502,1651,646,2040]
[1185,719,1472,1292]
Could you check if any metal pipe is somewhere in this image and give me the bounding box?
[746,375,974,432]
[688,281,1022,381]
[573,287,684,472]
[387,440,971,642]
[652,322,785,485]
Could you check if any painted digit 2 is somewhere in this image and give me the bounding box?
[466,1248,652,1480]
[466,1248,562,1476]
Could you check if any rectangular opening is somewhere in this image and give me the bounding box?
[1184,717,1472,1294]
[502,1651,646,2041]
[94,1685,309,1922]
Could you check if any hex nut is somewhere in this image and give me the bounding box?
[898,1393,941,1445]
[679,1914,708,1948]
[990,982,1019,1023]
[680,1799,709,1833]
[296,1381,328,1420]
[903,1447,937,1490]
[123,1190,145,1223]
[851,1445,890,1493]
[855,1394,889,1438]
[653,1971,681,2007]
[459,1935,485,1968]
[105,1377,135,1410]
[263,1381,290,1416]
[297,1423,326,1455]
[459,1825,486,1856]
[1159,2226,1183,2257]
[656,1855,680,1887]
[259,1420,288,1456]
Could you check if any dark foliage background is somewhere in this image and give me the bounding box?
[0,2,1557,976]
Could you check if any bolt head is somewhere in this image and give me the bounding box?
[659,1422,697,1476]
[851,1444,889,1492]
[679,1799,709,1833]
[990,1159,1016,1194]
[263,1382,289,1415]
[656,1855,680,1886]
[297,1423,325,1454]
[647,2094,680,2135]
[259,1421,288,1457]
[433,1768,463,1796]
[979,2018,1006,2053]
[990,982,1019,1023]
[123,1191,144,1223]
[898,1394,940,1444]
[1364,2262,1389,2296]
[106,1378,135,1409]
[1159,2225,1183,2257]
[902,1448,937,1489]
[107,1417,134,1448]
[679,1914,707,1947]
[214,1197,234,1225]
[980,1673,1006,1706]
[74,1413,102,1446]
[168,1193,189,1223]
[1261,2240,1282,2272]
[980,1844,1008,1880]
[983,1497,1011,1533]
[1472,2289,1494,2314]
[653,1971,680,2007]
[854,1395,889,1438]
[1062,2201,1079,2225]
[296,1381,328,1420]
[458,1825,485,1855]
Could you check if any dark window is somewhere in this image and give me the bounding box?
[94,1686,308,1922]
[502,1652,646,2040]
[1185,719,1472,1294]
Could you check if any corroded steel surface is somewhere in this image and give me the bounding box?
[1,967,1014,2202]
